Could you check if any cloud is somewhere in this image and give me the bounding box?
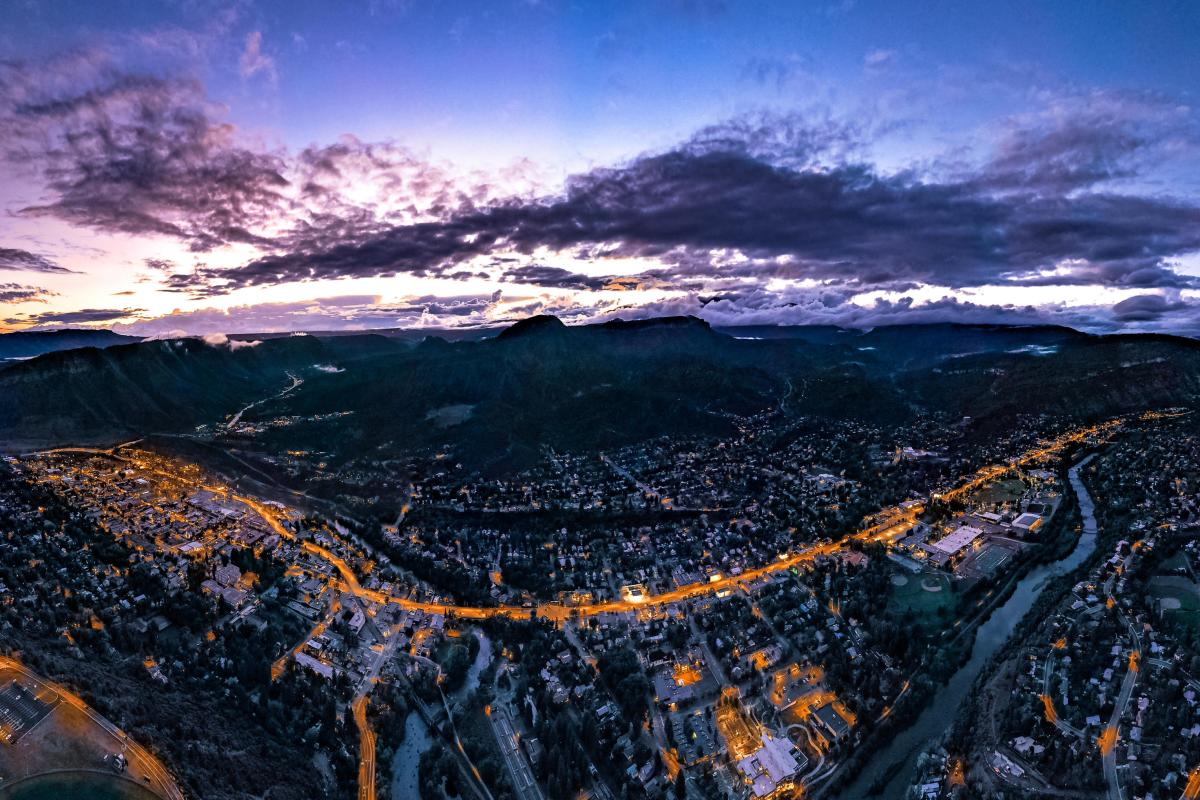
[141,328,189,341]
[114,294,405,336]
[974,89,1199,195]
[381,291,504,319]
[110,291,524,337]
[4,45,1200,336]
[863,49,896,72]
[3,47,546,280]
[190,112,1200,297]
[0,247,76,273]
[238,31,277,83]
[0,283,55,303]
[1110,292,1193,322]
[501,265,612,291]
[577,285,1194,337]
[202,331,262,349]
[7,307,142,327]
[740,55,810,90]
[1,60,291,252]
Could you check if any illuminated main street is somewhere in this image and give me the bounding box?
[24,413,1142,800]
[33,416,1129,629]
[351,695,376,800]
[226,418,1124,624]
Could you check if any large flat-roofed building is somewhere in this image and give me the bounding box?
[1012,512,1043,533]
[294,651,335,679]
[932,525,984,556]
[735,733,806,799]
[812,701,853,741]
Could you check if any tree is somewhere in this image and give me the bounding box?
[441,644,471,691]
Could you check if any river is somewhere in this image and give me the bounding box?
[389,629,493,798]
[839,455,1100,798]
[390,712,433,800]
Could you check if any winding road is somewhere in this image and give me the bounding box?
[231,418,1121,627]
[23,414,1161,800]
[226,372,302,429]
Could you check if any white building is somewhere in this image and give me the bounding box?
[735,734,806,798]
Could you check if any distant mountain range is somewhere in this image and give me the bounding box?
[0,328,139,362]
[0,318,1197,464]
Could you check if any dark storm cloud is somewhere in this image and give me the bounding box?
[0,247,75,273]
[1110,293,1193,322]
[199,137,1200,294]
[501,265,612,291]
[7,307,143,326]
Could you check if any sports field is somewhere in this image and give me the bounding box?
[1148,575,1200,628]
[971,545,1013,577]
[971,478,1026,506]
[0,772,161,800]
[890,569,955,626]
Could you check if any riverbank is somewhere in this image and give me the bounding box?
[835,454,1100,798]
[388,629,493,800]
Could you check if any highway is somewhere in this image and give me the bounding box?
[355,614,416,800]
[1101,664,1137,800]
[226,372,302,429]
[1182,766,1200,800]
[0,656,184,800]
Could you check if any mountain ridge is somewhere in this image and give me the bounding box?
[1,317,1197,466]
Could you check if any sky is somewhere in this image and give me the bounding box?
[1,0,1199,337]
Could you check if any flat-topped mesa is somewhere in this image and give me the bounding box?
[597,315,712,333]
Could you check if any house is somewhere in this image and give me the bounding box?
[215,563,242,588]
[295,651,335,679]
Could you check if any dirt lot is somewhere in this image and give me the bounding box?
[0,667,156,791]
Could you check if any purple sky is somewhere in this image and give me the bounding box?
[1,0,1199,336]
